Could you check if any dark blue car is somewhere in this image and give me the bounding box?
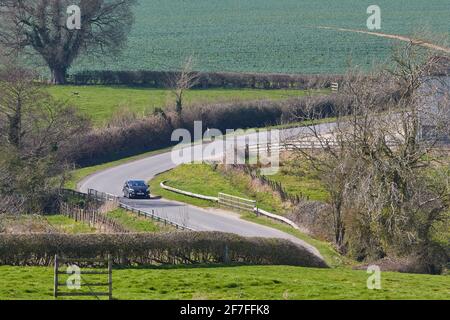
[122,180,150,199]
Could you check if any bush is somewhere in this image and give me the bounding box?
[0,232,328,268]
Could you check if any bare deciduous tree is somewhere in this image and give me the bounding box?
[169,56,199,115]
[0,0,137,84]
[0,63,89,214]
[288,42,450,271]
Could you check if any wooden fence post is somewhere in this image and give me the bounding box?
[108,254,113,300]
[245,144,249,165]
[224,245,230,264]
[53,254,59,298]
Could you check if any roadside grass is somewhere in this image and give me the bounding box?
[106,208,173,233]
[150,165,237,208]
[45,215,96,234]
[0,214,95,234]
[0,264,448,300]
[48,85,320,126]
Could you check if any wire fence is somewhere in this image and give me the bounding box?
[60,202,129,233]
[87,189,194,231]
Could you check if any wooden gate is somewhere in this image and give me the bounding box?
[54,255,113,300]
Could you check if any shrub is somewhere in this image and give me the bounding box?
[0,232,328,268]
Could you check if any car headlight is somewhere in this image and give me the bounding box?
[129,189,135,192]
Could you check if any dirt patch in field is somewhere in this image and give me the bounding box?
[318,26,450,54]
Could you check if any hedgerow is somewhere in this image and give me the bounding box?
[67,70,342,90]
[0,232,328,268]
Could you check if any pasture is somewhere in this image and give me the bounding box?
[0,265,448,300]
[48,86,313,125]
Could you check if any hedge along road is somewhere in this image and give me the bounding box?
[78,123,336,261]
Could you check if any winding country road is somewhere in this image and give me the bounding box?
[78,124,335,260]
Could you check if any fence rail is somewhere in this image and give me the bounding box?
[88,189,119,202]
[160,182,219,202]
[160,182,301,230]
[218,193,256,213]
[87,188,193,231]
[247,140,339,153]
[331,82,339,92]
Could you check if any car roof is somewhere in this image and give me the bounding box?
[127,180,146,183]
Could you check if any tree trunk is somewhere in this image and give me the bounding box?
[8,98,22,148]
[51,67,67,85]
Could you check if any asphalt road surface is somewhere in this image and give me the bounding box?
[79,124,335,260]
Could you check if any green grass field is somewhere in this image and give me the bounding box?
[0,264,448,300]
[48,85,314,125]
[62,0,450,75]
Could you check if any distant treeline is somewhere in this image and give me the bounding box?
[67,70,343,89]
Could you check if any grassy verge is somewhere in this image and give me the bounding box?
[48,85,321,126]
[0,264,447,300]
[45,215,96,234]
[106,208,173,233]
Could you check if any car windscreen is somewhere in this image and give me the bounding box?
[129,181,147,187]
